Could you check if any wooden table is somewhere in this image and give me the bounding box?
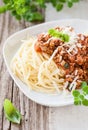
[0,1,88,130]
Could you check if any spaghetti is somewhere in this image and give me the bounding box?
[11,38,65,93]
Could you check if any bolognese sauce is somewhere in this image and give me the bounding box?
[35,26,88,90]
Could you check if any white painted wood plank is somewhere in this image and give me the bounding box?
[49,106,88,130]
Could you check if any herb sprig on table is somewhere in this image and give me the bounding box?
[4,99,21,124]
[0,0,79,22]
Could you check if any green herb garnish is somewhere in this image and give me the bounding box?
[81,81,87,88]
[72,82,88,106]
[0,0,79,22]
[64,62,70,69]
[48,29,70,42]
[4,99,21,124]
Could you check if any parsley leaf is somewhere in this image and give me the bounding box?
[48,29,70,42]
[81,81,87,88]
[56,3,63,11]
[0,0,79,22]
[68,1,73,8]
[4,99,21,124]
[72,90,80,97]
[82,99,88,106]
[72,82,88,107]
[74,100,81,105]
[82,86,88,95]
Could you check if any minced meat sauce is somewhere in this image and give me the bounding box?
[34,26,88,90]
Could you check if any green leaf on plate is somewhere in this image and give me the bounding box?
[62,34,70,42]
[79,94,84,100]
[81,81,87,88]
[48,29,70,42]
[82,99,88,106]
[72,90,80,97]
[74,100,81,105]
[82,86,88,95]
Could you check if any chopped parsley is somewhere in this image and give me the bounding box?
[64,62,70,69]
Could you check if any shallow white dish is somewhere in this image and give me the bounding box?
[3,19,88,107]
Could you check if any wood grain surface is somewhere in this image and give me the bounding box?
[0,1,49,130]
[0,0,88,130]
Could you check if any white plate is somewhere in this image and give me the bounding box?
[3,19,88,107]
